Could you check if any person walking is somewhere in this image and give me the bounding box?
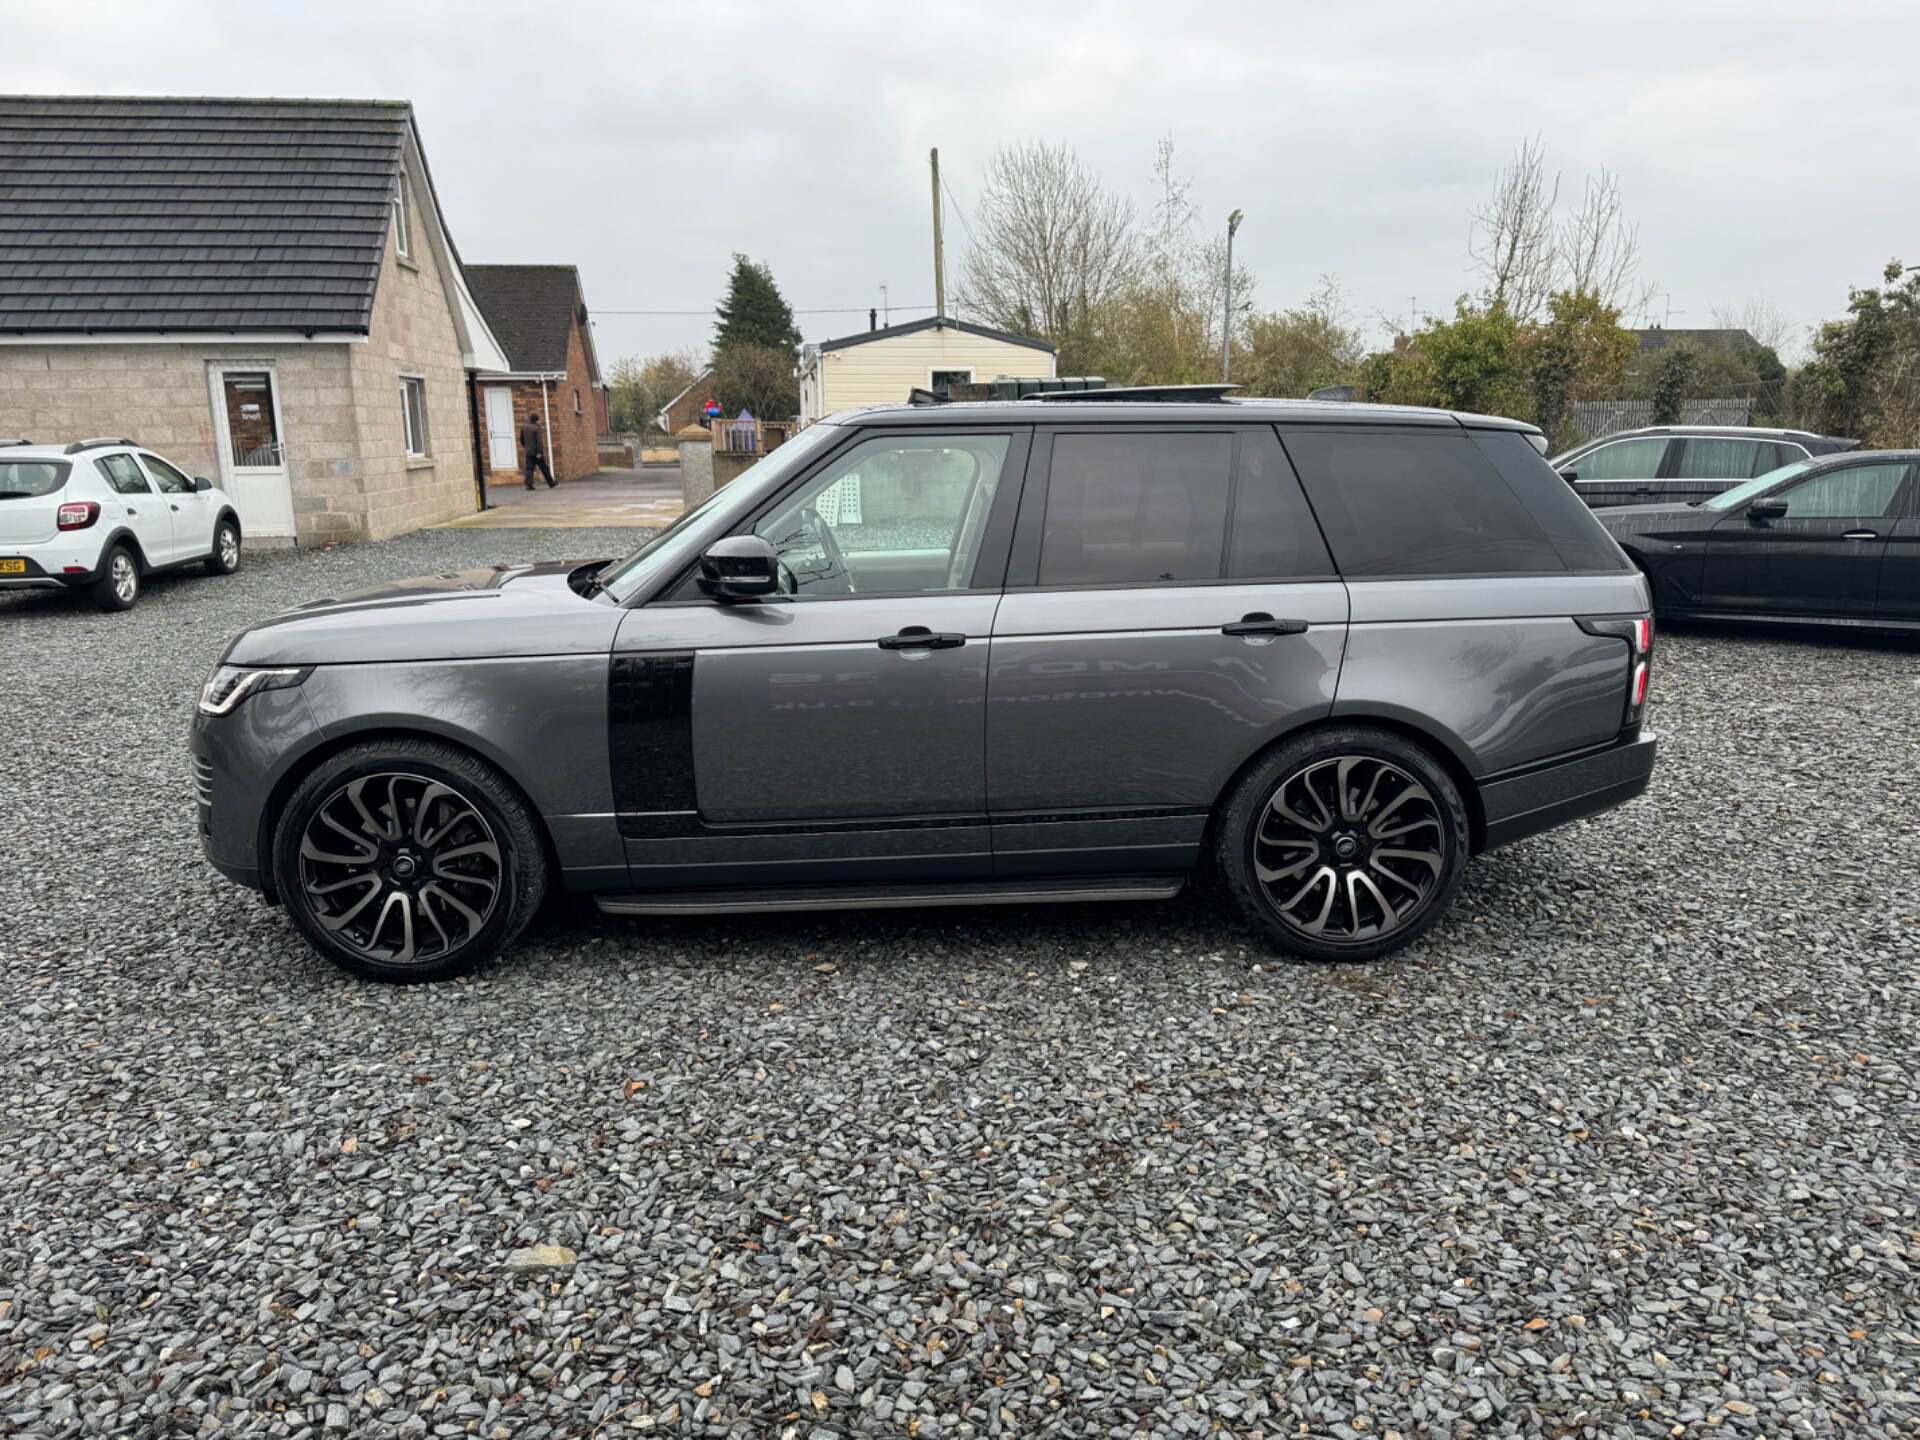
[520,411,555,490]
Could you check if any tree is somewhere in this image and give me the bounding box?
[1795,260,1920,445]
[709,342,798,422]
[1236,279,1366,397]
[1650,345,1699,425]
[1520,289,1639,448]
[606,347,706,437]
[957,141,1142,372]
[714,254,801,358]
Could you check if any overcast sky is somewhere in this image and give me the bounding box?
[8,0,1916,367]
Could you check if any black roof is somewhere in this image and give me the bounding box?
[0,95,410,335]
[817,315,1055,355]
[1632,327,1761,354]
[466,264,594,377]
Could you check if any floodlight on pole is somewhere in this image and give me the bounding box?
[1223,210,1244,383]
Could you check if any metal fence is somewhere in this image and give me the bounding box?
[1571,399,1755,441]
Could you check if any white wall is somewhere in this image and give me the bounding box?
[806,327,1055,422]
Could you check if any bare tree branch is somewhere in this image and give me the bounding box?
[1467,136,1559,321]
[1561,168,1654,316]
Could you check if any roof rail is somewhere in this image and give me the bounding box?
[64,437,138,454]
[0,437,31,447]
[1035,383,1241,403]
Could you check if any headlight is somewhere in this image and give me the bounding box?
[198,664,309,716]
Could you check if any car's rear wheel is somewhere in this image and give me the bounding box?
[89,545,139,611]
[272,740,548,982]
[206,518,241,575]
[1217,726,1469,962]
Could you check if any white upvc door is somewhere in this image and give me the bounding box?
[207,363,295,540]
[485,387,517,472]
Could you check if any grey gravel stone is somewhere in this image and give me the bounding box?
[2,531,1919,1439]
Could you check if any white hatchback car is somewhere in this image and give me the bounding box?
[0,438,242,610]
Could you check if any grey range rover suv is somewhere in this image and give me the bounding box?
[191,392,1658,981]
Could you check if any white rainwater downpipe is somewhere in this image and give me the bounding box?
[540,377,555,484]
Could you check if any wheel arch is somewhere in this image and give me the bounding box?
[216,506,242,538]
[1203,712,1488,861]
[96,526,151,573]
[254,723,559,905]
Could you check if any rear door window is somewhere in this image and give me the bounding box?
[1038,432,1231,585]
[1281,427,1564,577]
[1674,437,1763,479]
[97,454,151,494]
[1226,429,1335,579]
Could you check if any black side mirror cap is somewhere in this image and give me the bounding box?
[1557,468,1579,485]
[697,534,781,601]
[1747,498,1788,521]
[193,476,213,492]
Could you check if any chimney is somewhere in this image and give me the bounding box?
[869,308,877,332]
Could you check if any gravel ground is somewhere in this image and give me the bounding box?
[2,527,1918,1440]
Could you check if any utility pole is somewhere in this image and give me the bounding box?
[1222,209,1243,383]
[930,148,947,321]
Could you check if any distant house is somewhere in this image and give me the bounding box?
[0,95,508,546]
[656,367,716,436]
[797,316,1056,425]
[466,265,605,483]
[1632,327,1761,357]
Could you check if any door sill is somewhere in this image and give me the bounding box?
[594,873,1186,917]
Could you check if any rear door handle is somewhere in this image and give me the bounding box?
[1222,612,1309,637]
[1842,530,1879,541]
[879,626,966,650]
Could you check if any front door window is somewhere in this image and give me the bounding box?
[222,372,281,468]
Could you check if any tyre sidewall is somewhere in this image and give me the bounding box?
[90,545,138,611]
[272,741,546,982]
[1219,726,1470,963]
[208,520,241,575]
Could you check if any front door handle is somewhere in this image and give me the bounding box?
[879,626,966,651]
[1222,612,1309,637]
[1842,530,1879,541]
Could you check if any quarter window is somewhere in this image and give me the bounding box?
[754,433,1012,596]
[400,377,430,457]
[1776,462,1910,519]
[1038,432,1232,585]
[1575,437,1668,480]
[1283,429,1564,577]
[97,454,151,495]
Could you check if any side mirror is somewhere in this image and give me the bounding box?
[1557,468,1579,485]
[1747,497,1788,522]
[193,476,213,492]
[697,534,780,601]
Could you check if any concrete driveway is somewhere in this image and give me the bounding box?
[435,465,683,529]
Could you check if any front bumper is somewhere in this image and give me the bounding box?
[190,686,326,896]
[1477,731,1658,851]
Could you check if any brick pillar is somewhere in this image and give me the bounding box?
[676,424,714,506]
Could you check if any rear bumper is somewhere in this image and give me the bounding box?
[1477,731,1657,851]
[0,542,109,588]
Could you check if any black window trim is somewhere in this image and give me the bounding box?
[652,424,1034,607]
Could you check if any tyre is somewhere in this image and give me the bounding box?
[1216,725,1470,963]
[206,518,241,575]
[89,544,140,611]
[272,739,548,982]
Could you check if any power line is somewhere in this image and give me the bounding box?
[594,304,936,316]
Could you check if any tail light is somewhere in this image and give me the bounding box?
[1577,614,1654,729]
[56,500,100,530]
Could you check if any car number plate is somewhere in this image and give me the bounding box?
[0,558,26,574]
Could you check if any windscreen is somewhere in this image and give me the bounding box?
[0,460,70,499]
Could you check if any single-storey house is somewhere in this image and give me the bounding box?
[0,95,508,546]
[466,264,605,484]
[796,316,1055,425]
[656,367,716,436]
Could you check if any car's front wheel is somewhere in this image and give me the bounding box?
[272,740,548,982]
[206,518,241,575]
[1217,726,1470,962]
[89,544,139,611]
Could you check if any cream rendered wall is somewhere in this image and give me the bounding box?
[817,329,1055,416]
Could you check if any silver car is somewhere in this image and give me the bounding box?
[191,393,1657,981]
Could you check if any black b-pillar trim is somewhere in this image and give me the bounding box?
[609,654,696,824]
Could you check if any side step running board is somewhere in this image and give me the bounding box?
[594,874,1185,917]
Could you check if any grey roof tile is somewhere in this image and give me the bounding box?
[465,264,588,375]
[0,95,409,333]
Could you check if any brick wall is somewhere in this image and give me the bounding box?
[475,310,602,483]
[661,370,716,436]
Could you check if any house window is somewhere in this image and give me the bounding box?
[573,388,582,416]
[399,375,430,457]
[930,368,974,392]
[220,371,281,468]
[393,173,414,260]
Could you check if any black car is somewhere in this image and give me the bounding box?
[1595,450,1919,628]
